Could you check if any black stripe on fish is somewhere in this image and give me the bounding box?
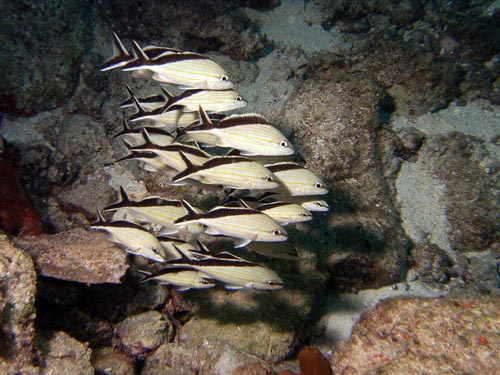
[100,32,134,71]
[139,266,207,283]
[104,189,183,211]
[265,162,305,173]
[119,83,165,108]
[130,130,210,158]
[91,212,151,232]
[174,205,261,224]
[218,113,269,127]
[116,150,158,162]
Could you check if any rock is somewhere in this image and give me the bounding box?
[39,331,93,375]
[0,235,38,374]
[92,347,135,375]
[298,346,331,375]
[0,1,92,115]
[284,74,408,291]
[15,228,128,284]
[142,340,275,375]
[112,311,169,357]
[331,296,500,374]
[0,137,44,236]
[408,242,452,284]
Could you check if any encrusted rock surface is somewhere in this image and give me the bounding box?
[331,296,500,374]
[0,235,38,374]
[284,74,408,292]
[39,331,93,375]
[15,228,128,284]
[92,347,135,375]
[142,339,275,375]
[112,310,169,357]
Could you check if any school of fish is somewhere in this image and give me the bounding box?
[92,32,330,292]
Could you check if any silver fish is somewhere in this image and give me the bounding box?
[181,106,294,156]
[162,87,247,113]
[103,187,205,235]
[138,267,215,291]
[172,153,279,190]
[265,162,329,196]
[166,244,284,291]
[100,32,136,71]
[174,200,288,247]
[122,40,235,90]
[90,210,166,262]
[129,129,210,172]
[116,149,178,176]
[253,201,313,225]
[113,120,175,147]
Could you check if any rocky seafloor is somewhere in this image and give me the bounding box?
[1,0,499,374]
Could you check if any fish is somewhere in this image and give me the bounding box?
[129,129,210,172]
[90,210,167,262]
[113,119,175,147]
[119,83,166,111]
[166,244,284,291]
[138,267,215,291]
[298,199,330,212]
[172,152,279,190]
[156,235,201,260]
[116,149,178,176]
[161,87,247,113]
[103,187,205,234]
[128,91,199,128]
[252,201,313,225]
[264,162,329,196]
[174,200,288,247]
[245,241,298,260]
[121,40,235,90]
[100,32,136,71]
[181,106,294,156]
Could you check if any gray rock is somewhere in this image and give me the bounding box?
[112,311,169,357]
[142,340,275,375]
[15,228,128,284]
[92,347,135,375]
[39,331,93,375]
[0,234,38,374]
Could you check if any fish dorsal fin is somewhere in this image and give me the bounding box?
[131,40,150,62]
[139,128,157,148]
[196,240,211,253]
[113,119,133,138]
[131,94,147,115]
[100,32,132,71]
[122,138,135,149]
[238,199,252,209]
[171,152,201,183]
[160,87,175,107]
[119,83,135,108]
[171,243,192,261]
[198,105,214,128]
[225,149,240,157]
[180,199,199,218]
[118,186,130,203]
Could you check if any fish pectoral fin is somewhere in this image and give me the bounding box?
[176,287,191,292]
[239,150,258,156]
[224,284,244,290]
[233,238,253,248]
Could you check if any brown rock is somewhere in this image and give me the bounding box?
[331,296,500,374]
[16,228,128,284]
[284,74,407,291]
[39,331,93,375]
[0,235,38,373]
[298,346,331,375]
[92,347,135,375]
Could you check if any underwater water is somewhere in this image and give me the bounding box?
[0,0,499,374]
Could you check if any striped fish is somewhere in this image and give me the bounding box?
[138,267,215,291]
[100,32,136,71]
[181,106,294,156]
[113,120,175,147]
[119,83,165,111]
[265,162,329,196]
[166,244,284,291]
[264,194,330,212]
[129,129,210,172]
[298,199,329,212]
[156,235,201,260]
[116,149,178,176]
[253,201,313,225]
[162,87,247,113]
[90,210,167,262]
[121,40,235,90]
[103,187,205,234]
[174,200,288,247]
[172,153,279,190]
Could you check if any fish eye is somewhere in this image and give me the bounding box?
[221,75,228,82]
[280,141,288,148]
[300,213,310,217]
[152,247,159,254]
[265,176,274,182]
[268,280,276,286]
[315,182,323,189]
[236,96,243,101]
[272,229,282,236]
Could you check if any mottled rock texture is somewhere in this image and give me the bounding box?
[331,296,500,374]
[0,1,92,115]
[39,331,93,375]
[142,340,275,375]
[15,228,128,284]
[284,74,408,292]
[0,235,38,374]
[91,347,135,375]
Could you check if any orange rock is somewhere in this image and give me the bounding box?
[298,346,332,375]
[0,139,44,236]
[277,371,298,375]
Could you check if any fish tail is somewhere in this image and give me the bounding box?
[100,32,132,71]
